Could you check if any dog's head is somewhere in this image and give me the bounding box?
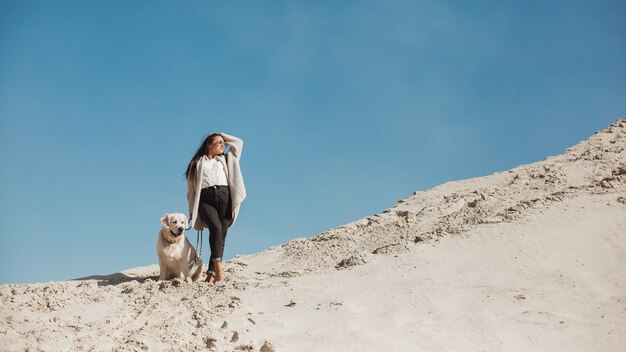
[160,213,188,240]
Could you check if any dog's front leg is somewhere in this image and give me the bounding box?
[158,263,168,281]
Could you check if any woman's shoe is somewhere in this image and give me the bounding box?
[205,273,215,283]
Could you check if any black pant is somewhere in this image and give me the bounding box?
[198,185,232,275]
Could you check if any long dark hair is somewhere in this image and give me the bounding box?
[184,133,224,180]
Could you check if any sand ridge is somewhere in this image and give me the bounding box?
[1,119,625,351]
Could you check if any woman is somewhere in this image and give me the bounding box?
[185,133,246,283]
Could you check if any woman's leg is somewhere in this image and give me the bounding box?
[197,202,225,276]
[220,217,229,258]
[198,186,232,282]
[216,187,232,261]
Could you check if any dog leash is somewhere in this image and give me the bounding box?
[195,230,203,259]
[188,218,204,262]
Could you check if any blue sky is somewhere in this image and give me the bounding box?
[1,0,624,284]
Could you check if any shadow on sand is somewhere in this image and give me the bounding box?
[73,272,159,287]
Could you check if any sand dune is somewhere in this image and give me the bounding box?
[1,119,625,351]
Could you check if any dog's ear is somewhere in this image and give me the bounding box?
[160,214,170,227]
[181,214,188,227]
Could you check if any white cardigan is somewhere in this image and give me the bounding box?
[187,133,246,230]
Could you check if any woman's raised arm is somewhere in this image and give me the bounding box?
[221,133,244,159]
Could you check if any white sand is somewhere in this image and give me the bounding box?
[1,119,625,351]
[228,194,625,351]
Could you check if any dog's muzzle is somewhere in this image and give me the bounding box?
[170,229,184,238]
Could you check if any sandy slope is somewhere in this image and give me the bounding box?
[227,194,625,351]
[1,119,625,351]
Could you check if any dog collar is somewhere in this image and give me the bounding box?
[161,231,182,245]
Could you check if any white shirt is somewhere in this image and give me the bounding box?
[201,157,228,188]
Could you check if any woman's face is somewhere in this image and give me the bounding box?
[208,136,225,156]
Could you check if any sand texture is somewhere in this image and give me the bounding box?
[1,119,625,351]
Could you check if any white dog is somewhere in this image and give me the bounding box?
[155,213,203,282]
